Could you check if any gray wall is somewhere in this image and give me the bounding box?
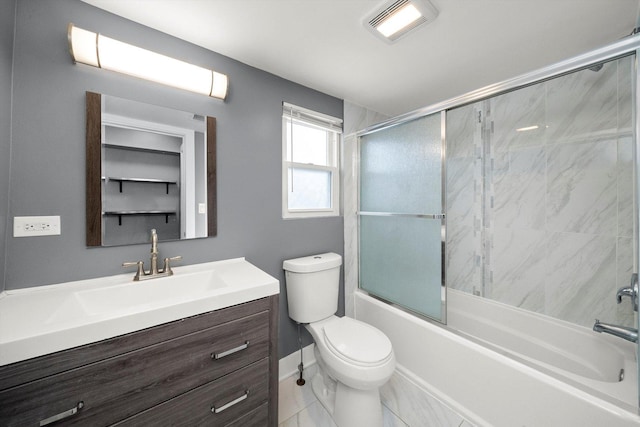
[2,0,344,358]
[0,0,16,294]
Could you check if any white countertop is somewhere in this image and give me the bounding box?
[0,258,279,366]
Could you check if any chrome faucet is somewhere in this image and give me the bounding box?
[616,273,638,311]
[150,228,159,275]
[123,229,182,281]
[593,319,638,343]
[592,273,639,343]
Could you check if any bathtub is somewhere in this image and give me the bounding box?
[354,290,640,426]
[447,289,637,409]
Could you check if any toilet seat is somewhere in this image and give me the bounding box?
[323,317,393,367]
[305,315,396,391]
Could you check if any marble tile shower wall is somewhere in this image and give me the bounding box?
[446,55,636,328]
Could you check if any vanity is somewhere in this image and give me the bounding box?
[0,258,279,426]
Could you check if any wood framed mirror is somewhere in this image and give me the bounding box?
[86,91,217,246]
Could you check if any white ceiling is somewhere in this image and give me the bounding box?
[82,0,640,117]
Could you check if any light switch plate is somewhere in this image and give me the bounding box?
[14,216,61,237]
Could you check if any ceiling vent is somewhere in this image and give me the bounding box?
[365,0,439,43]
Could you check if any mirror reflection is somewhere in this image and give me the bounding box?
[86,92,216,246]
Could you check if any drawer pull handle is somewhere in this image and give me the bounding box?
[212,341,249,360]
[211,390,249,414]
[40,401,84,426]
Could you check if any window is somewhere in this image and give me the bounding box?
[282,102,342,218]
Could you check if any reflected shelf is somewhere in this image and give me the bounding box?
[103,176,177,194]
[102,142,181,156]
[103,210,177,226]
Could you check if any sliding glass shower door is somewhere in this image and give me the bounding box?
[359,113,445,322]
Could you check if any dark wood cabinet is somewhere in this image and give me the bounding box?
[0,295,279,426]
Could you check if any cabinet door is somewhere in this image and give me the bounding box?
[113,359,270,427]
[0,311,269,426]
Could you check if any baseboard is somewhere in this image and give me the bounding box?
[279,343,316,382]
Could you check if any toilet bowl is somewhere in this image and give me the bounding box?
[283,253,395,427]
[306,315,395,390]
[306,315,395,427]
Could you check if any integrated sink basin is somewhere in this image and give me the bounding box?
[0,258,279,366]
[75,270,229,316]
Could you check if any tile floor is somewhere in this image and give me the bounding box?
[278,364,474,427]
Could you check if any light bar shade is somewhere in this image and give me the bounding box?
[69,25,99,67]
[211,72,229,99]
[68,24,228,100]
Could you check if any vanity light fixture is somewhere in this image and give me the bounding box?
[365,0,439,43]
[68,24,228,100]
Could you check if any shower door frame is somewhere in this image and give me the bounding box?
[355,34,640,408]
[357,111,448,323]
[358,36,640,133]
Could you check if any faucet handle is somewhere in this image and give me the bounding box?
[123,261,145,281]
[150,229,158,253]
[616,273,639,311]
[163,256,182,276]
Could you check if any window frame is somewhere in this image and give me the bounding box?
[282,102,342,219]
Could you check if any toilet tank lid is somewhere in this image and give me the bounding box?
[283,252,342,273]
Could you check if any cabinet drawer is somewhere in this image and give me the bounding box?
[226,402,269,427]
[0,311,269,426]
[114,358,269,427]
[0,297,271,392]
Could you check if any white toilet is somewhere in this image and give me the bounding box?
[283,252,395,427]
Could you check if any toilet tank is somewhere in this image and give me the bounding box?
[283,253,342,324]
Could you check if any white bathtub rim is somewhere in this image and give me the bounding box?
[461,330,637,410]
[356,289,637,409]
[354,291,640,421]
[446,289,638,408]
[448,301,626,382]
[447,288,635,360]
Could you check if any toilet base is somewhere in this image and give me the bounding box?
[310,363,383,427]
[334,382,383,427]
[311,369,336,415]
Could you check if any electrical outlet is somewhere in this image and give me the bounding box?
[14,216,61,237]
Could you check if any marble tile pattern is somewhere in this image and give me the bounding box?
[344,58,634,353]
[446,56,636,328]
[337,63,634,427]
[546,60,619,143]
[380,370,467,427]
[445,104,484,295]
[343,102,390,136]
[279,368,471,427]
[279,365,320,424]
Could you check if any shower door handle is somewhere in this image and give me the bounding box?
[358,211,445,220]
[616,273,638,312]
